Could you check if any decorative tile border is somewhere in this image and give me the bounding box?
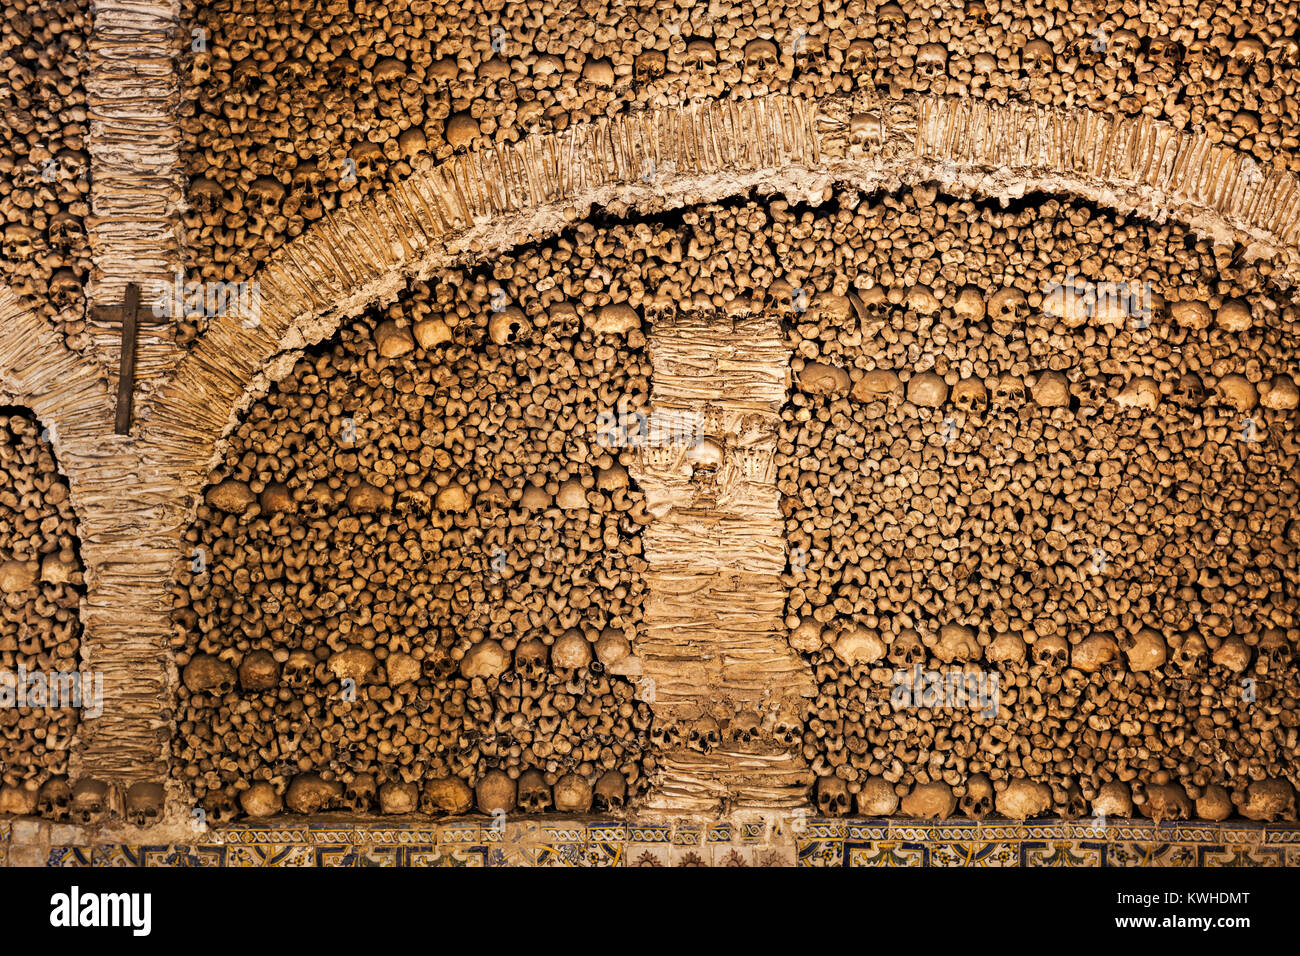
[16,817,1299,866]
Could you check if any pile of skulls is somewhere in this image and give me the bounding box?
[776,184,1300,821]
[0,0,93,348]
[0,411,86,819]
[178,0,1300,330]
[171,253,655,820]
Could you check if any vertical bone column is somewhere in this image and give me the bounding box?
[632,311,815,814]
[87,0,184,383]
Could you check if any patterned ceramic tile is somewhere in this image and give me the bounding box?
[16,818,1300,867]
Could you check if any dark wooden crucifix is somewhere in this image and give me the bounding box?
[92,282,140,435]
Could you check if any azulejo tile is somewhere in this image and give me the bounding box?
[1021,840,1107,867]
[47,847,93,866]
[138,845,227,867]
[797,838,844,867]
[627,824,671,844]
[19,817,1300,867]
[625,845,670,867]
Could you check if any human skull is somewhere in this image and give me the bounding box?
[421,776,473,815]
[991,373,1026,407]
[240,782,282,818]
[516,770,552,813]
[239,650,280,691]
[1195,785,1233,821]
[915,43,949,82]
[799,361,851,396]
[593,770,626,812]
[906,372,948,407]
[849,112,884,151]
[551,630,592,670]
[282,649,317,690]
[731,709,762,745]
[1169,299,1212,330]
[1032,635,1070,671]
[1170,632,1208,673]
[684,39,717,73]
[1139,783,1192,823]
[552,773,593,812]
[928,624,979,663]
[852,368,904,405]
[1172,372,1206,408]
[248,176,286,219]
[350,142,385,183]
[635,50,666,83]
[2,223,39,262]
[742,38,780,84]
[856,285,889,320]
[887,628,926,667]
[902,782,957,820]
[1260,375,1299,411]
[461,639,509,679]
[49,270,83,311]
[1234,779,1296,822]
[994,778,1052,819]
[843,39,876,75]
[794,35,826,76]
[687,715,721,754]
[124,782,165,827]
[1116,377,1160,411]
[488,306,531,346]
[1255,628,1293,667]
[988,288,1028,328]
[203,787,240,824]
[1070,634,1120,674]
[856,776,899,815]
[1119,628,1166,671]
[1210,635,1251,673]
[952,377,987,412]
[686,437,724,480]
[645,291,677,325]
[47,212,84,249]
[340,775,377,811]
[475,770,516,814]
[513,638,549,683]
[1021,38,1054,74]
[1106,29,1141,63]
[71,779,112,825]
[1092,781,1133,818]
[37,777,72,821]
[984,630,1027,665]
[815,775,851,816]
[183,653,237,695]
[958,774,994,818]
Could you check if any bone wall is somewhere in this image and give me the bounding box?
[171,266,655,821]
[0,0,93,350]
[176,0,1300,330]
[776,184,1299,823]
[0,410,84,820]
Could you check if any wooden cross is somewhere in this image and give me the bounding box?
[92,282,140,435]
